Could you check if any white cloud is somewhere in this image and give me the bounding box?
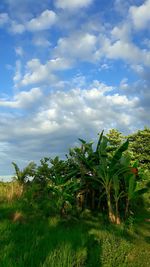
[0,83,140,136]
[0,78,148,176]
[0,88,42,109]
[55,32,97,61]
[101,39,150,66]
[48,57,72,71]
[0,13,9,26]
[120,78,129,90]
[20,59,56,86]
[0,0,150,179]
[88,80,114,94]
[32,36,51,47]
[130,65,150,89]
[106,40,140,61]
[0,9,57,34]
[129,0,150,30]
[114,0,130,16]
[27,9,57,31]
[13,60,22,85]
[143,38,150,49]
[111,23,131,42]
[106,93,138,107]
[4,0,55,24]
[99,63,111,71]
[10,21,25,34]
[0,84,141,147]
[54,28,149,67]
[55,0,93,10]
[19,57,72,86]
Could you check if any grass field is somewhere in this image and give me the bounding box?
[0,189,150,267]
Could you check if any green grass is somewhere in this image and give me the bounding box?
[0,198,150,267]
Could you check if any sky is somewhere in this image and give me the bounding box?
[0,0,150,179]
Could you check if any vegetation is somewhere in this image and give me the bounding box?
[0,128,150,266]
[128,127,150,171]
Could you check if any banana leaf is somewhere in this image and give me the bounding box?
[110,139,129,169]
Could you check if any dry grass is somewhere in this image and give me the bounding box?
[0,181,23,202]
[11,211,25,223]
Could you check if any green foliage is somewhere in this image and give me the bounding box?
[0,173,150,267]
[33,157,51,185]
[0,127,150,267]
[3,128,150,224]
[1,205,150,267]
[107,128,124,144]
[128,127,150,171]
[12,161,36,184]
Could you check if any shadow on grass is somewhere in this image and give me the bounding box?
[0,198,150,267]
[0,206,102,267]
[133,202,150,244]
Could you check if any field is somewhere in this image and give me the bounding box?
[0,182,150,267]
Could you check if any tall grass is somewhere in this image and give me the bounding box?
[0,181,23,202]
[0,207,150,267]
[0,182,150,267]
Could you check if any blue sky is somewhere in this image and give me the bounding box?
[0,0,150,179]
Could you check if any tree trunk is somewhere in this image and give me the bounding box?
[125,198,129,218]
[115,200,121,224]
[107,194,116,223]
[91,189,95,210]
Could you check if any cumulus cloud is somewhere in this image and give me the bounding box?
[3,0,55,24]
[0,85,139,134]
[0,88,42,109]
[0,9,57,34]
[53,26,150,67]
[95,30,150,66]
[20,59,56,86]
[114,0,130,16]
[119,78,129,90]
[55,0,93,10]
[111,23,131,42]
[32,36,51,47]
[10,21,25,33]
[0,78,146,176]
[27,9,57,31]
[13,60,22,85]
[0,0,150,178]
[0,13,9,26]
[19,57,73,86]
[105,40,150,66]
[55,32,97,62]
[129,0,150,30]
[13,26,150,89]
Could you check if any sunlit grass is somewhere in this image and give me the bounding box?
[0,181,23,202]
[0,207,150,267]
[0,183,150,267]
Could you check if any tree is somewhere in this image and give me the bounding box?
[11,128,149,223]
[95,135,130,224]
[106,129,125,148]
[128,127,150,171]
[12,161,36,185]
[69,131,132,223]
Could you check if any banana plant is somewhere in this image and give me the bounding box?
[69,131,130,222]
[12,161,36,185]
[112,174,126,224]
[68,131,147,223]
[48,174,80,216]
[94,135,130,223]
[124,170,149,218]
[69,137,101,210]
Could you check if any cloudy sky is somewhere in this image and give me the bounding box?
[0,0,150,179]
